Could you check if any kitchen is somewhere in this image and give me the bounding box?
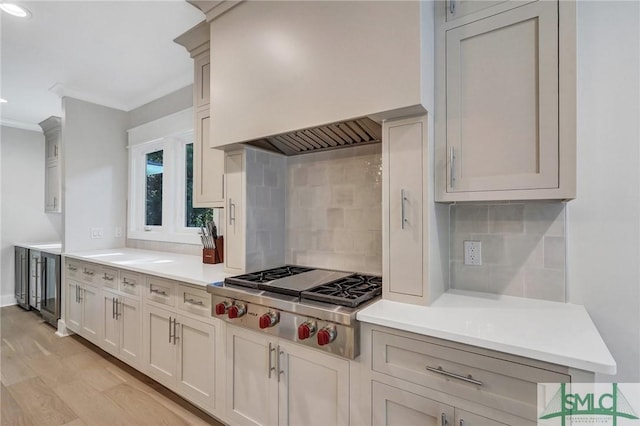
[1,1,639,425]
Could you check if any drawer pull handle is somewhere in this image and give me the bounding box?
[83,270,95,276]
[150,287,168,296]
[122,279,136,287]
[185,297,204,306]
[68,265,77,271]
[103,274,114,281]
[425,366,483,386]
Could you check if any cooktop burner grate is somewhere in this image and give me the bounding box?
[224,265,314,288]
[302,274,382,308]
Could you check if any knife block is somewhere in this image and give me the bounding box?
[202,236,224,264]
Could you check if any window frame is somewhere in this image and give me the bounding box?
[127,108,207,245]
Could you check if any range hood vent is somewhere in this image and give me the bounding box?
[247,117,382,156]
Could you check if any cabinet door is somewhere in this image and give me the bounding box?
[80,284,100,344]
[66,281,82,333]
[119,296,142,368]
[144,304,177,386]
[194,51,210,108]
[45,163,60,212]
[455,409,509,426]
[445,1,558,193]
[278,341,350,426]
[226,325,278,426]
[194,109,225,208]
[224,152,245,273]
[383,116,426,302]
[176,315,216,411]
[372,381,454,426]
[100,290,120,355]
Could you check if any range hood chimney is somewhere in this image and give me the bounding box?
[245,117,382,156]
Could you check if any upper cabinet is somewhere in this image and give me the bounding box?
[39,116,62,213]
[174,22,224,208]
[435,0,576,201]
[208,1,434,147]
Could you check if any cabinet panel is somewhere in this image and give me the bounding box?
[456,408,509,426]
[66,281,82,333]
[226,326,277,426]
[278,341,349,426]
[385,117,425,298]
[224,152,245,273]
[119,296,142,367]
[101,291,119,355]
[177,315,215,410]
[145,276,175,306]
[80,284,100,344]
[45,163,60,212]
[372,381,454,426]
[145,305,177,385]
[444,1,558,193]
[194,52,210,108]
[120,271,141,296]
[194,110,224,208]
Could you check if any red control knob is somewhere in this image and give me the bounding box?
[298,324,311,340]
[317,327,336,346]
[228,304,246,319]
[259,312,279,329]
[297,321,316,340]
[215,302,229,315]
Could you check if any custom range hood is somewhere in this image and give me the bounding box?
[244,117,382,156]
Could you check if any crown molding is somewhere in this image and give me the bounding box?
[0,118,42,132]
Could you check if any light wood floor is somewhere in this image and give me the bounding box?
[0,305,225,426]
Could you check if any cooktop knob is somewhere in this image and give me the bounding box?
[297,321,317,340]
[317,326,336,346]
[228,303,246,319]
[259,312,279,329]
[214,301,230,316]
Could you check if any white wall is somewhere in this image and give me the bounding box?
[62,98,128,252]
[568,1,640,382]
[0,126,62,305]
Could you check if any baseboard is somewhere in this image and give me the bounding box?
[55,319,74,337]
[1,295,17,307]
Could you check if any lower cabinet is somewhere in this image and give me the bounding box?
[373,381,508,426]
[143,303,218,413]
[101,289,142,368]
[226,325,350,426]
[361,323,581,426]
[66,279,100,345]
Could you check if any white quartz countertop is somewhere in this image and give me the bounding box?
[64,248,227,288]
[16,242,62,255]
[357,290,616,375]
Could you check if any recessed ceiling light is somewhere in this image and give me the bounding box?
[0,99,7,103]
[0,3,31,18]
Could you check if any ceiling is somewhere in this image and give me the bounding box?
[0,1,205,131]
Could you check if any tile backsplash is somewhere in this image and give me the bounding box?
[450,201,566,302]
[286,144,382,275]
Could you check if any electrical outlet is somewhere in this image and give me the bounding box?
[91,228,104,239]
[115,227,123,238]
[464,240,482,266]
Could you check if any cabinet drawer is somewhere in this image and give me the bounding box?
[65,260,82,280]
[79,262,101,285]
[99,267,119,289]
[176,285,210,318]
[120,271,142,296]
[371,330,569,420]
[145,276,175,306]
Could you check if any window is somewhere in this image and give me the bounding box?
[128,113,220,244]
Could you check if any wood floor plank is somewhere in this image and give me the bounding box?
[1,383,33,426]
[23,352,77,389]
[104,383,192,426]
[1,349,37,386]
[53,379,137,426]
[7,377,78,426]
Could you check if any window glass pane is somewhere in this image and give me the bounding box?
[185,143,212,227]
[145,150,163,226]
